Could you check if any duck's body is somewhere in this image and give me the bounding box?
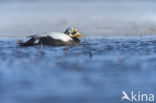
[19,27,82,46]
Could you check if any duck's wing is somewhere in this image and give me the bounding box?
[19,36,37,46]
[19,34,45,46]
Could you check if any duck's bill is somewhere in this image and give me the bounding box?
[76,34,82,38]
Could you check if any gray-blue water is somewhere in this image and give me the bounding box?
[0,37,156,103]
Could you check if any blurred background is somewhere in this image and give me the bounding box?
[0,0,156,38]
[0,1,156,103]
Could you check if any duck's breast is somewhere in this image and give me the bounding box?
[48,32,72,42]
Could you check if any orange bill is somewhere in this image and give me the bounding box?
[76,34,82,38]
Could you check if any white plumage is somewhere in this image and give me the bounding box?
[31,32,72,42]
[49,32,72,42]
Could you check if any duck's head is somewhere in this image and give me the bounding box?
[64,27,82,38]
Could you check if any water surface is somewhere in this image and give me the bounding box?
[0,37,156,103]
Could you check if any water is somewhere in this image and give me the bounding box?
[0,1,156,103]
[0,37,156,103]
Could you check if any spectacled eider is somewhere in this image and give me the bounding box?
[19,27,82,46]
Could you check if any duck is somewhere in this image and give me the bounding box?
[19,27,82,46]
